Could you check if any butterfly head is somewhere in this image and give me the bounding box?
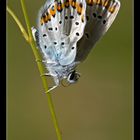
[67,70,81,84]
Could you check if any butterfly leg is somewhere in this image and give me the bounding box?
[47,76,60,93]
[35,59,48,65]
[47,85,58,93]
[31,26,38,41]
[40,73,51,77]
[31,26,40,47]
[36,59,57,65]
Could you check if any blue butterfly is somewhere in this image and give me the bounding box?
[32,0,121,92]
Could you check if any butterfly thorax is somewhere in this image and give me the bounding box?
[45,61,79,80]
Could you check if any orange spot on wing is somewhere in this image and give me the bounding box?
[57,2,63,12]
[86,0,94,6]
[97,0,102,5]
[42,15,47,23]
[47,13,51,21]
[42,12,51,23]
[81,15,85,23]
[71,0,77,8]
[109,4,118,13]
[57,5,61,11]
[49,5,57,17]
[77,3,83,15]
[65,0,70,8]
[61,3,65,9]
[40,18,44,25]
[103,0,111,7]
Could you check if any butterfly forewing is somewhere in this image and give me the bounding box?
[76,0,121,62]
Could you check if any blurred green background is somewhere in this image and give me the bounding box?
[7,0,132,140]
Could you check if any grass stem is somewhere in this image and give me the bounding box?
[7,1,62,140]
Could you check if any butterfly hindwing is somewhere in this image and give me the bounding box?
[37,0,87,65]
[76,0,121,62]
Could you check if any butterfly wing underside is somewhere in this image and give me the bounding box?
[76,0,121,62]
[37,0,87,65]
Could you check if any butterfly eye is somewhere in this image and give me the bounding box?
[69,72,75,80]
[67,70,80,84]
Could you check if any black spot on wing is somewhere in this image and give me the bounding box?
[65,16,68,20]
[54,42,57,45]
[85,33,89,39]
[59,21,62,24]
[98,15,102,19]
[75,22,79,25]
[61,42,64,45]
[76,32,80,36]
[43,34,47,37]
[86,16,89,21]
[70,15,74,19]
[93,13,96,18]
[48,27,53,31]
[103,20,106,24]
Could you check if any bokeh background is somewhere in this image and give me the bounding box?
[7,0,133,140]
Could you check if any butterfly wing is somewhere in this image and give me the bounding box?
[37,0,87,65]
[75,0,121,62]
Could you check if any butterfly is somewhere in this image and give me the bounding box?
[32,0,121,92]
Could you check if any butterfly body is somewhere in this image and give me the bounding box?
[32,0,121,92]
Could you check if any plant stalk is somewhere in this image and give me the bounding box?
[7,6,29,42]
[20,1,62,139]
[7,1,62,140]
